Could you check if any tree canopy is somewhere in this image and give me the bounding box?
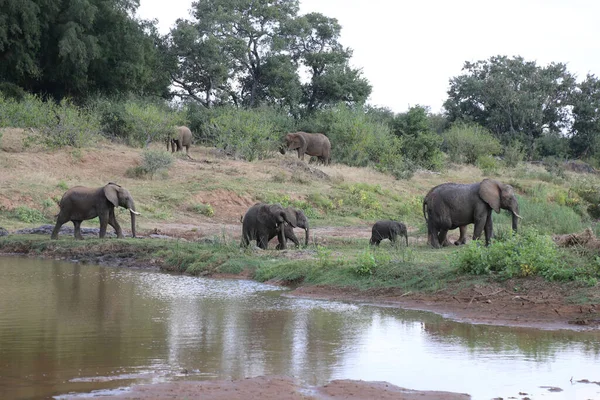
[0,0,170,100]
[166,0,371,112]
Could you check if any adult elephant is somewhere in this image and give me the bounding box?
[51,183,140,239]
[370,220,408,246]
[167,126,192,156]
[241,203,296,250]
[423,179,521,248]
[280,132,331,165]
[271,207,310,249]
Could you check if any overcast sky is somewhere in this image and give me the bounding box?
[137,0,600,113]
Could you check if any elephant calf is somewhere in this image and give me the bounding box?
[370,220,408,246]
[273,207,310,249]
[280,131,331,165]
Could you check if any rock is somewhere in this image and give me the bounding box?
[0,227,8,237]
[13,224,117,238]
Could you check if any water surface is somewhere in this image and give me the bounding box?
[0,257,598,399]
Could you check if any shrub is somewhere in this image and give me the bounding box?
[476,155,500,175]
[21,98,102,149]
[401,132,444,170]
[210,107,290,161]
[123,101,185,147]
[188,203,215,217]
[503,140,525,167]
[0,94,55,128]
[451,229,561,280]
[0,82,26,101]
[443,123,502,164]
[303,104,411,177]
[140,150,174,179]
[14,206,46,223]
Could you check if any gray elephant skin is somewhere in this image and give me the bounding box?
[280,132,331,165]
[167,126,192,155]
[272,207,310,249]
[423,179,521,248]
[51,183,140,239]
[370,220,408,246]
[241,203,296,249]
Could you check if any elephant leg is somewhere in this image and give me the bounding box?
[472,216,487,243]
[484,210,493,246]
[277,227,286,250]
[257,233,269,249]
[240,232,250,248]
[51,214,70,239]
[438,229,450,247]
[109,209,124,238]
[454,226,468,245]
[98,211,109,239]
[298,149,305,161]
[73,220,84,240]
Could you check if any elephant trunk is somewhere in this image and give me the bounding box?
[511,202,520,233]
[128,200,138,238]
[304,224,310,246]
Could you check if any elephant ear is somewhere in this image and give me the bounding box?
[479,179,501,213]
[285,207,298,226]
[104,184,120,207]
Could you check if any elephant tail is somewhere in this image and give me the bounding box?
[422,199,428,222]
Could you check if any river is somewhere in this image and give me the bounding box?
[0,257,598,399]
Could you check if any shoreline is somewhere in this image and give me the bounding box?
[2,247,598,332]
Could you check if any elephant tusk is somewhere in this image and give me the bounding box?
[129,208,141,215]
[513,212,523,219]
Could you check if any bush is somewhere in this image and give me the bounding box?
[0,94,62,129]
[0,82,26,101]
[139,150,174,179]
[210,107,288,161]
[14,206,46,223]
[503,140,525,167]
[188,203,215,217]
[304,104,412,178]
[476,155,500,175]
[443,123,502,164]
[401,132,444,170]
[451,230,561,280]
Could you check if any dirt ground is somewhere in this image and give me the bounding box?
[92,375,470,400]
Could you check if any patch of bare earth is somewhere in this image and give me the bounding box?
[289,278,600,330]
[97,375,470,400]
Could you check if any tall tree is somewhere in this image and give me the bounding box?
[0,0,170,100]
[281,12,370,112]
[444,55,575,153]
[570,74,600,158]
[190,0,299,107]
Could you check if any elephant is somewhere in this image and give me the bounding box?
[423,179,522,248]
[271,207,310,249]
[370,220,408,246]
[51,183,140,239]
[241,203,296,249]
[280,132,331,165]
[167,126,192,156]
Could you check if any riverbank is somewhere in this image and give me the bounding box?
[1,235,598,331]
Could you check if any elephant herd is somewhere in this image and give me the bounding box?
[240,178,521,250]
[50,124,520,249]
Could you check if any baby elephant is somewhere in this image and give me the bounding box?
[370,220,408,246]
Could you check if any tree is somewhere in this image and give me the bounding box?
[190,0,299,108]
[0,0,170,101]
[444,55,576,155]
[166,20,231,107]
[281,12,371,112]
[570,74,600,159]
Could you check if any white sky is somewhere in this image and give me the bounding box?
[137,0,600,113]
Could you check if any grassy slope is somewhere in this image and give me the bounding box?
[1,128,599,298]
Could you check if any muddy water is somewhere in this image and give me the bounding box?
[0,257,598,400]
